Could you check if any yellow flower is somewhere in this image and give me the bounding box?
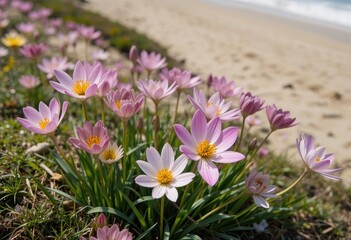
[1,32,26,48]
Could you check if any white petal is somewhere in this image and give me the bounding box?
[172,173,195,187]
[171,154,188,176]
[166,186,178,202]
[135,175,159,188]
[161,143,174,169]
[146,147,162,170]
[152,185,167,199]
[136,161,157,177]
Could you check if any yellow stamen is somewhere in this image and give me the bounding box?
[38,118,50,130]
[86,135,101,148]
[102,149,117,160]
[316,157,321,162]
[197,140,216,159]
[116,100,121,109]
[216,107,222,116]
[72,80,90,95]
[157,169,173,185]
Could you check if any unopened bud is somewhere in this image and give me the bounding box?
[248,138,257,151]
[96,213,107,228]
[207,74,213,88]
[129,45,139,65]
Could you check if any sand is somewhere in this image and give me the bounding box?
[83,0,351,185]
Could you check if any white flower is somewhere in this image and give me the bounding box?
[92,48,109,61]
[135,143,195,202]
[98,142,123,164]
[0,47,8,57]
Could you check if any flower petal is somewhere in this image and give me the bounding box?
[197,159,219,186]
[135,175,159,188]
[152,185,167,199]
[161,143,174,169]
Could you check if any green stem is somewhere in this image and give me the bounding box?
[168,90,181,142]
[100,98,105,124]
[160,196,165,240]
[235,116,247,151]
[95,155,106,187]
[277,168,308,196]
[122,121,128,182]
[197,191,247,222]
[154,102,159,149]
[48,134,77,173]
[81,101,88,122]
[247,130,273,162]
[180,163,197,207]
[85,40,89,62]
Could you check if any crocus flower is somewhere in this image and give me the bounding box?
[77,24,101,41]
[57,31,78,47]
[69,121,109,155]
[117,83,132,91]
[0,47,8,57]
[174,110,245,186]
[38,56,74,79]
[211,76,242,98]
[28,10,41,20]
[49,18,63,28]
[17,98,68,135]
[245,169,277,208]
[296,134,341,180]
[18,75,40,89]
[92,49,109,61]
[246,115,262,127]
[266,104,297,131]
[160,67,201,90]
[20,43,47,59]
[239,92,265,118]
[137,50,166,73]
[86,224,133,240]
[18,1,33,12]
[135,143,195,202]
[137,79,177,104]
[1,31,26,48]
[17,22,36,35]
[51,61,103,100]
[38,8,52,18]
[105,88,144,121]
[189,88,241,122]
[99,142,123,164]
[96,68,118,98]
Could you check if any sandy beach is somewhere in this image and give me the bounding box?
[84,0,351,184]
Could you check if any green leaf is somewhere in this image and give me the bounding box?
[87,207,137,227]
[180,234,202,240]
[48,188,81,205]
[31,176,56,205]
[135,223,157,240]
[121,192,148,231]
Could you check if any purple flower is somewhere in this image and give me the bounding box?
[245,169,277,208]
[18,75,40,89]
[51,61,103,100]
[174,110,245,186]
[38,56,74,79]
[137,50,166,72]
[137,79,177,104]
[77,24,101,41]
[69,121,109,155]
[189,88,240,122]
[211,76,242,98]
[105,89,144,121]
[17,22,36,35]
[239,92,265,118]
[160,67,201,90]
[18,1,33,13]
[17,98,68,134]
[266,104,297,131]
[296,134,341,180]
[20,43,47,59]
[88,224,133,240]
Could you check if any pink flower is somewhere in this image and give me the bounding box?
[105,89,144,121]
[38,56,74,79]
[135,143,195,202]
[129,45,138,65]
[189,88,241,122]
[57,31,79,47]
[137,79,177,104]
[69,121,109,155]
[96,213,107,228]
[66,21,77,30]
[266,104,297,131]
[246,115,262,127]
[51,61,103,100]
[49,18,62,28]
[38,8,52,18]
[18,75,40,89]
[96,68,118,98]
[137,50,166,72]
[160,67,201,90]
[258,147,269,158]
[88,224,133,240]
[17,22,36,35]
[92,49,109,61]
[18,1,33,13]
[77,24,101,41]
[174,110,245,186]
[296,134,341,180]
[17,98,68,135]
[211,76,242,98]
[20,43,47,59]
[245,169,277,208]
[117,83,132,91]
[239,92,265,118]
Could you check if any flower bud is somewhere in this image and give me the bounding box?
[96,213,107,228]
[129,45,138,65]
[248,138,257,151]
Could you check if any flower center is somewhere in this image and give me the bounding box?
[102,149,116,160]
[38,118,49,130]
[115,100,121,109]
[156,169,173,185]
[315,157,321,162]
[216,107,222,116]
[72,80,90,95]
[255,179,263,188]
[86,135,101,148]
[197,140,216,159]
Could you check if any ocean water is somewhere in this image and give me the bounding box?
[204,0,351,28]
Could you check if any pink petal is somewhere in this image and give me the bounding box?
[136,160,157,177]
[215,151,245,163]
[191,110,207,143]
[206,117,221,143]
[215,127,239,152]
[179,145,200,161]
[174,124,197,148]
[197,159,219,186]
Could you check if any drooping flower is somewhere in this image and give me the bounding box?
[160,67,201,90]
[20,43,47,59]
[137,50,166,73]
[245,169,277,208]
[17,98,68,135]
[18,75,40,89]
[296,134,341,180]
[135,143,195,202]
[77,24,101,41]
[189,88,241,122]
[87,224,133,240]
[246,115,262,127]
[239,92,265,118]
[1,31,26,48]
[104,88,144,121]
[17,22,36,35]
[51,61,103,100]
[137,79,177,104]
[174,110,245,186]
[98,142,123,164]
[211,76,242,98]
[69,121,109,155]
[38,56,74,79]
[266,104,297,131]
